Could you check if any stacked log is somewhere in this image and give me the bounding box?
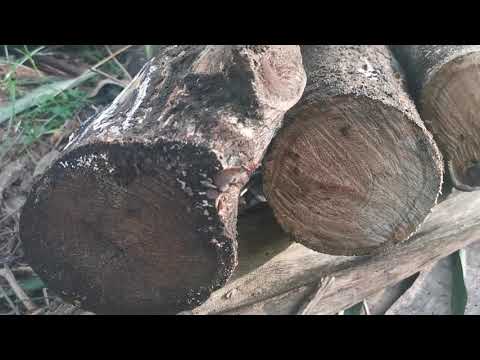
[263,45,443,256]
[20,44,463,315]
[391,46,480,191]
[19,45,306,314]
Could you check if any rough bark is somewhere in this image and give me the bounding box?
[19,45,306,314]
[193,190,480,315]
[263,45,443,256]
[391,45,480,190]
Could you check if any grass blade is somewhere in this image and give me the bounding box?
[144,45,153,59]
[451,249,468,315]
[0,71,96,124]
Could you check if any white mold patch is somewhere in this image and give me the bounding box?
[358,58,379,80]
[176,178,186,190]
[64,64,154,151]
[122,64,158,131]
[225,115,239,125]
[236,123,254,138]
[59,152,115,173]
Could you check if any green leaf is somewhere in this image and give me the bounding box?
[451,249,468,315]
[344,301,363,315]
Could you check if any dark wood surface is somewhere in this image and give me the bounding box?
[19,46,307,314]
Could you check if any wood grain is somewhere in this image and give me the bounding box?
[263,45,443,256]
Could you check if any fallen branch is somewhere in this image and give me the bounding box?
[193,190,480,315]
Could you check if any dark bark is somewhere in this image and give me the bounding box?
[19,45,306,314]
[263,45,443,256]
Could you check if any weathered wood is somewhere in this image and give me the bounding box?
[385,261,451,315]
[392,45,480,191]
[193,190,480,315]
[361,274,417,315]
[19,45,306,314]
[263,45,443,256]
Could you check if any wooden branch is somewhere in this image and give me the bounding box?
[263,45,443,256]
[193,190,480,315]
[19,45,306,315]
[296,276,335,315]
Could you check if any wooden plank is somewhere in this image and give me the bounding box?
[193,190,480,314]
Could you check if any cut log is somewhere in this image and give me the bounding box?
[263,45,443,256]
[193,190,480,315]
[391,45,480,191]
[19,45,306,314]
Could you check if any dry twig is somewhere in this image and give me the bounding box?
[0,264,37,312]
[105,45,133,81]
[0,283,20,314]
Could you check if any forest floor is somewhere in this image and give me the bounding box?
[0,45,476,315]
[0,45,152,314]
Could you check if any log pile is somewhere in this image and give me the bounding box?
[18,45,480,314]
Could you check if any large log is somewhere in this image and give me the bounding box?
[263,45,443,256]
[193,190,480,315]
[391,45,480,191]
[19,45,306,314]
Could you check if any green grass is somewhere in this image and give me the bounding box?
[0,45,135,168]
[0,46,89,149]
[0,46,95,170]
[19,88,88,145]
[76,45,125,78]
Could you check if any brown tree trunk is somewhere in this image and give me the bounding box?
[391,45,480,191]
[19,45,306,314]
[263,45,443,256]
